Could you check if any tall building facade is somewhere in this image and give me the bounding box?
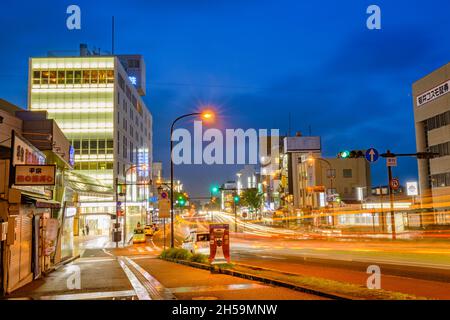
[413,62,450,224]
[28,48,153,237]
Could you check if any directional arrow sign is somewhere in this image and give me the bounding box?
[365,148,379,163]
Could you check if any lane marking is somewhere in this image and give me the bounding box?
[118,257,151,300]
[40,290,136,300]
[130,256,155,260]
[102,249,114,257]
[77,258,116,263]
[145,246,153,252]
[137,247,145,253]
[124,257,176,300]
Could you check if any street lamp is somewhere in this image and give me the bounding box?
[307,155,335,225]
[170,109,215,248]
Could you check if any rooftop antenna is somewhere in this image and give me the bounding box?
[288,112,291,137]
[112,16,115,55]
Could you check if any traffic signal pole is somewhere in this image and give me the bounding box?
[387,160,396,240]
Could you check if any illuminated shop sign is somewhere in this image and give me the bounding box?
[14,165,56,186]
[11,131,46,166]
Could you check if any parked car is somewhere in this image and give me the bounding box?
[133,228,146,243]
[144,225,154,236]
[182,231,210,254]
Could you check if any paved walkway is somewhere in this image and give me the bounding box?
[3,239,324,300]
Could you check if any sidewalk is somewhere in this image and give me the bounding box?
[3,251,325,300]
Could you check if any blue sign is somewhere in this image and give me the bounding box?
[69,145,75,167]
[365,148,379,163]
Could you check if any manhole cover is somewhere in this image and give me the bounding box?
[192,296,218,300]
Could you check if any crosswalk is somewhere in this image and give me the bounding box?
[128,246,161,253]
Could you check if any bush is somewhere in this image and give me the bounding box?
[160,248,211,264]
[189,253,209,264]
[160,248,192,261]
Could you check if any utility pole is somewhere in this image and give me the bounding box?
[386,151,397,240]
[233,191,237,233]
[380,150,439,240]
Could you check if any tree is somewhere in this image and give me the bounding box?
[240,188,263,217]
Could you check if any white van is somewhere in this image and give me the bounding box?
[182,231,210,255]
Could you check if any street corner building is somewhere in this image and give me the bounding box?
[0,99,75,294]
[28,45,154,244]
[413,62,450,225]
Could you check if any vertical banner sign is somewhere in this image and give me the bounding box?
[44,218,59,256]
[209,224,230,264]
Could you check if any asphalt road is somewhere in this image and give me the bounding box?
[178,212,450,299]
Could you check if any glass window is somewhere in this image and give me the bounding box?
[343,169,352,178]
[89,162,98,170]
[41,71,49,84]
[66,70,74,84]
[74,70,82,84]
[98,140,106,153]
[49,71,57,84]
[98,70,107,84]
[107,70,114,83]
[82,140,89,152]
[89,140,98,151]
[83,70,90,84]
[33,71,41,84]
[107,162,113,170]
[107,140,113,149]
[91,70,98,84]
[57,71,65,84]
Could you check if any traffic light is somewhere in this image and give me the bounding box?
[338,150,365,158]
[338,150,350,158]
[211,185,220,194]
[177,195,186,206]
[233,195,240,203]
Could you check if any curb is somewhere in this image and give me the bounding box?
[43,254,81,276]
[159,257,352,300]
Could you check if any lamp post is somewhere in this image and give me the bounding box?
[307,156,335,225]
[170,110,214,248]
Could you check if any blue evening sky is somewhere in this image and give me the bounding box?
[0,0,449,196]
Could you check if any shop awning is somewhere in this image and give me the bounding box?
[22,195,61,209]
[64,171,113,196]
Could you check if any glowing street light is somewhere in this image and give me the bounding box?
[170,108,216,248]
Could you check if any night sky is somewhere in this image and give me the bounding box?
[1,0,449,196]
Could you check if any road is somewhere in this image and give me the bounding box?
[177,212,450,299]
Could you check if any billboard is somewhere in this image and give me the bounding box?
[283,136,321,153]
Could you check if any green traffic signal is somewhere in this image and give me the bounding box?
[211,186,219,194]
[233,195,240,203]
[339,150,350,158]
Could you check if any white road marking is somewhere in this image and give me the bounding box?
[118,257,151,300]
[145,246,153,252]
[40,290,136,300]
[124,257,176,300]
